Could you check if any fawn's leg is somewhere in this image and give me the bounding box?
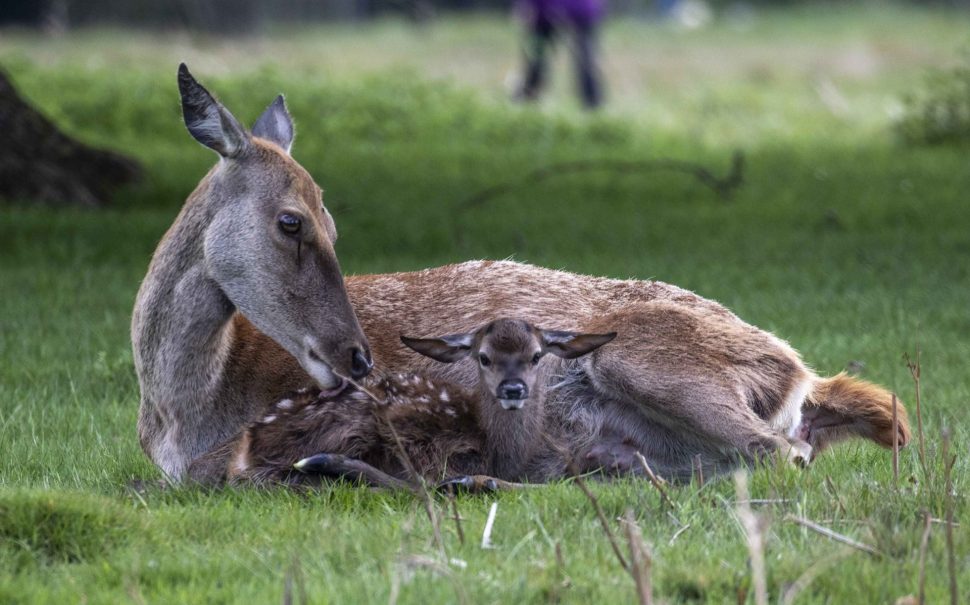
[294,453,411,490]
[436,475,531,493]
[296,454,526,493]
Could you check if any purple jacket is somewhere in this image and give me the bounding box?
[518,0,605,28]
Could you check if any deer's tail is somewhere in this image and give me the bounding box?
[800,372,910,454]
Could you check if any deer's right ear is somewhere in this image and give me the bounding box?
[252,95,295,154]
[400,333,474,364]
[177,63,249,158]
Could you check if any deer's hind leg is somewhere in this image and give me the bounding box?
[582,303,812,476]
[436,475,530,493]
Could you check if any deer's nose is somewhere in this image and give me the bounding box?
[350,346,373,380]
[497,380,528,400]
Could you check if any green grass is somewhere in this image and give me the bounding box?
[1,4,969,603]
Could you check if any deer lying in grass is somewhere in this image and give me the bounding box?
[191,319,615,487]
[136,65,910,486]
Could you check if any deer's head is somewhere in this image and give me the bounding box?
[178,64,371,391]
[402,318,615,410]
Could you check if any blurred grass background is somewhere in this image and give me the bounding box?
[1,3,968,603]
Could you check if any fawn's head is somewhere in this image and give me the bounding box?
[177,64,371,390]
[401,318,615,410]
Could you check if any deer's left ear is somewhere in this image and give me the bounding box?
[252,95,295,153]
[401,333,475,364]
[541,330,617,359]
[178,63,250,158]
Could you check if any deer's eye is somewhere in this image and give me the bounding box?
[278,213,302,235]
[479,354,491,368]
[531,352,542,366]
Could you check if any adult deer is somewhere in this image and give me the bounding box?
[133,65,910,483]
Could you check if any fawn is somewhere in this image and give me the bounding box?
[191,319,615,487]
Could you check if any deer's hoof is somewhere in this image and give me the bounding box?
[437,475,501,494]
[294,452,342,474]
[786,439,813,468]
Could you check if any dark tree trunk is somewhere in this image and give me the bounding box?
[0,70,141,207]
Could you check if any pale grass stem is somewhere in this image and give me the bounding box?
[785,515,882,557]
[622,509,654,605]
[734,471,768,605]
[349,377,447,561]
[905,346,929,484]
[892,393,899,488]
[917,510,932,605]
[566,461,629,571]
[941,428,958,605]
[634,451,675,510]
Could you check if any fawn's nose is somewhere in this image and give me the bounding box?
[497,379,528,401]
[350,346,373,380]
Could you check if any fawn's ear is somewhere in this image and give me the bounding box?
[252,95,295,153]
[178,63,250,158]
[541,330,617,359]
[401,333,475,363]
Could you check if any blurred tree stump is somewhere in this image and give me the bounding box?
[0,69,141,207]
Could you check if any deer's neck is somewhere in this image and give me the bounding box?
[131,184,236,478]
[477,386,545,480]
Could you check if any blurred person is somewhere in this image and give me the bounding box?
[514,0,605,109]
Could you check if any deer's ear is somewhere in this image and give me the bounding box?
[178,63,249,158]
[541,330,617,359]
[252,95,295,154]
[401,333,474,364]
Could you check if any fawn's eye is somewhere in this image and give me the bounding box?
[278,213,302,235]
[479,354,491,367]
[531,352,542,366]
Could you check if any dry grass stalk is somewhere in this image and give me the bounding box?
[781,548,851,605]
[568,463,630,571]
[460,150,745,208]
[892,393,900,488]
[397,554,470,605]
[634,451,675,510]
[941,428,958,605]
[545,541,571,604]
[734,471,768,605]
[785,515,882,557]
[823,476,848,516]
[350,378,447,561]
[693,454,705,488]
[622,509,654,605]
[445,489,465,546]
[917,510,932,605]
[669,523,692,546]
[904,347,929,483]
[282,556,308,605]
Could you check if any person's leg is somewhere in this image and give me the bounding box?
[517,17,556,101]
[573,21,603,108]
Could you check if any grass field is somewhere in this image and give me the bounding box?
[1,4,969,603]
